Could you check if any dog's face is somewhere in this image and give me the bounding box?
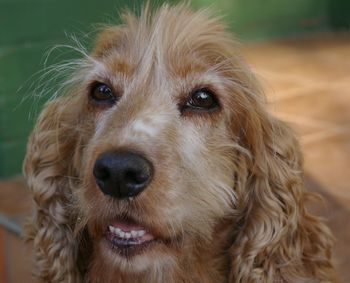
[39,6,266,282]
[24,5,336,283]
[65,7,255,278]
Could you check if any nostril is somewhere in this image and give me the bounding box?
[93,164,110,181]
[124,170,149,185]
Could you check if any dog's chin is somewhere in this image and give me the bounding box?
[96,217,180,273]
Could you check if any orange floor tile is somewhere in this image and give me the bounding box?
[0,229,7,283]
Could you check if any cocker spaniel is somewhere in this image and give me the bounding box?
[24,4,338,283]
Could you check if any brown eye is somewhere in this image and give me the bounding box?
[90,83,117,105]
[185,88,219,112]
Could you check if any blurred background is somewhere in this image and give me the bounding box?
[0,0,349,282]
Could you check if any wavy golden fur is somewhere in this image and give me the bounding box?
[24,4,337,283]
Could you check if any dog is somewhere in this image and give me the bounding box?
[24,4,337,283]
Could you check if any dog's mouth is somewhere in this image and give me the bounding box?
[105,218,158,257]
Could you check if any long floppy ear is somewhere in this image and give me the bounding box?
[23,97,82,282]
[229,108,338,282]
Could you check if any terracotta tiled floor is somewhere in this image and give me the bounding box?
[0,178,33,283]
[0,33,349,282]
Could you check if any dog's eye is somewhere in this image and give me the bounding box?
[185,88,219,112]
[90,83,117,105]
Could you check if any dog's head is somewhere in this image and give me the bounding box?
[78,5,249,277]
[24,4,335,283]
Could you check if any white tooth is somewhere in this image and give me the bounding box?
[119,231,125,238]
[137,230,145,237]
[131,230,138,237]
[115,228,122,235]
[125,232,131,239]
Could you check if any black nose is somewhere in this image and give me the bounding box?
[93,150,153,199]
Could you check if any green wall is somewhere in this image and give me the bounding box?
[0,0,349,178]
[0,0,140,177]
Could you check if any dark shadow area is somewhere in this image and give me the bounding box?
[329,0,350,30]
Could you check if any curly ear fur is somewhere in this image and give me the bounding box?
[24,97,82,283]
[229,109,337,282]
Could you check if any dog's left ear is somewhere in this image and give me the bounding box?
[228,104,337,282]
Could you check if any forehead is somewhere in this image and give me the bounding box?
[91,8,236,84]
[99,48,209,82]
[94,38,215,93]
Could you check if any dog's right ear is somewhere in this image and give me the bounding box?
[24,97,81,282]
